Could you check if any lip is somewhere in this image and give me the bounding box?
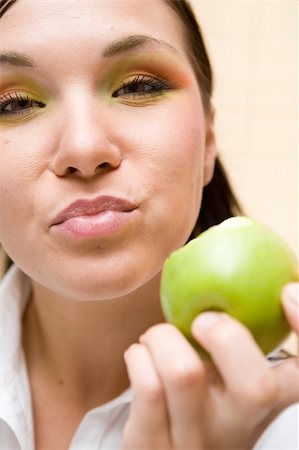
[51,195,138,238]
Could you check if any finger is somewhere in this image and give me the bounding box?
[281,283,299,335]
[123,343,170,449]
[192,313,278,408]
[273,357,299,411]
[140,323,206,448]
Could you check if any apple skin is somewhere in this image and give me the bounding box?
[160,217,298,356]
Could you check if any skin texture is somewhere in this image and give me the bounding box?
[0,1,298,449]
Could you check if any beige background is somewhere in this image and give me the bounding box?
[190,0,298,352]
[191,0,298,253]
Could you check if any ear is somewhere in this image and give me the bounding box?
[203,107,217,186]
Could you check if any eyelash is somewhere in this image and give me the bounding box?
[112,74,172,98]
[0,91,45,118]
[0,75,171,119]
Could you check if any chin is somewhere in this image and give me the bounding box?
[15,233,181,301]
[58,280,136,302]
[40,262,160,302]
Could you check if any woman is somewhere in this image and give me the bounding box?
[0,0,298,449]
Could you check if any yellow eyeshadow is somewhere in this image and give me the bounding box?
[0,79,50,126]
[0,76,50,102]
[115,93,176,108]
[101,51,188,94]
[0,110,42,127]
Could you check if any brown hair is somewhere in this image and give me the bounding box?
[1,0,242,273]
[164,0,242,238]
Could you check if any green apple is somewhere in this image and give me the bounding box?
[160,216,298,356]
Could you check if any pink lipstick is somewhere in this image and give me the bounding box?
[51,195,138,238]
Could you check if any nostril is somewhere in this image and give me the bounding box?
[98,162,110,169]
[59,162,115,177]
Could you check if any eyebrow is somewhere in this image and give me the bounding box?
[102,34,181,58]
[0,34,180,69]
[0,51,35,67]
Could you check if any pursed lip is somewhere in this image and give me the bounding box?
[51,195,138,226]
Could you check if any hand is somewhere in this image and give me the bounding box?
[122,282,299,450]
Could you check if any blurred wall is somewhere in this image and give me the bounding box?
[190,0,298,253]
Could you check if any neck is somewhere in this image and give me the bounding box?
[22,273,164,409]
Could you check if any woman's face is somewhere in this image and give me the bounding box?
[0,0,216,300]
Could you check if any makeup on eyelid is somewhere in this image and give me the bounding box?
[0,84,49,123]
[102,51,193,90]
[0,77,49,101]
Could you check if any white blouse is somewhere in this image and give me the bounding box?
[0,266,298,450]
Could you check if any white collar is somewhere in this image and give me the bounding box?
[0,265,33,449]
[0,266,132,450]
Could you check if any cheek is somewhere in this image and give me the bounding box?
[0,127,51,189]
[115,95,206,251]
[0,132,47,250]
[118,96,206,207]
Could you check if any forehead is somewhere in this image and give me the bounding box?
[0,0,189,62]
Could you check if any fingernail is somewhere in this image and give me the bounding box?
[192,311,224,331]
[283,283,299,306]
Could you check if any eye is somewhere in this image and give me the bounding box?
[0,91,46,118]
[112,74,172,98]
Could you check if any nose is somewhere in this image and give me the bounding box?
[52,94,122,178]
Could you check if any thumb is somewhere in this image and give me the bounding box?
[273,282,299,411]
[273,357,299,411]
[281,283,299,335]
